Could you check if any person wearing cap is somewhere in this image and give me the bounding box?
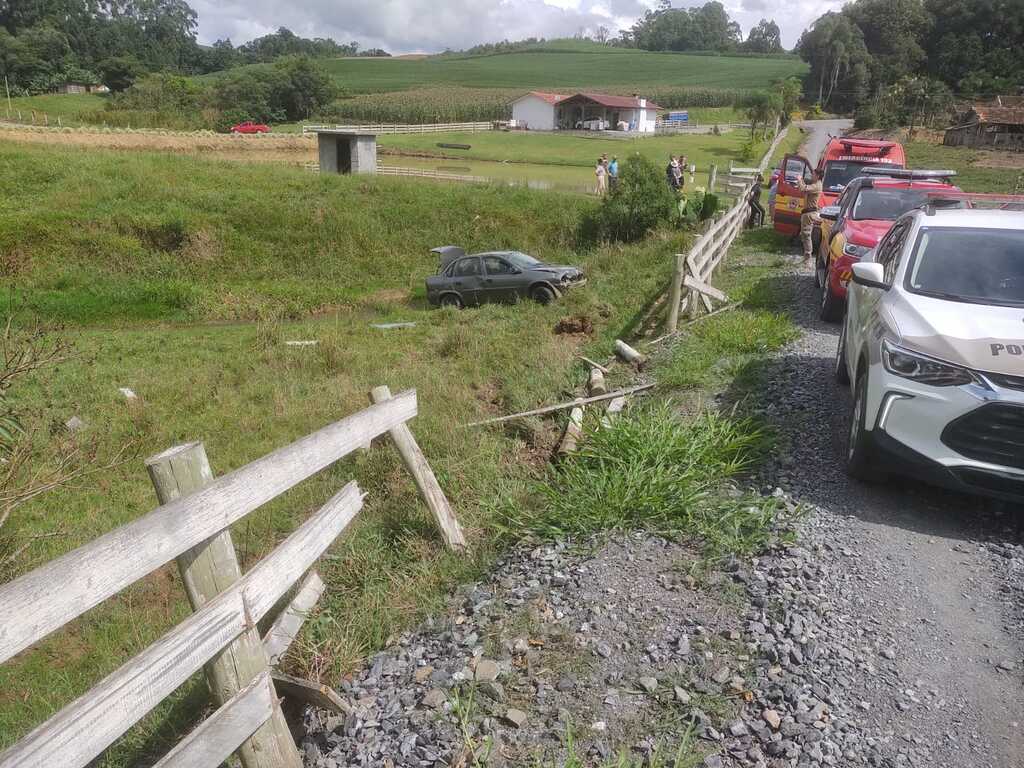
[797,168,824,263]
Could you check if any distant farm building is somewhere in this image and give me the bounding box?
[55,81,108,95]
[945,105,1024,151]
[510,91,662,133]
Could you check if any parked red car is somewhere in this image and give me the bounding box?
[815,168,961,321]
[230,121,270,134]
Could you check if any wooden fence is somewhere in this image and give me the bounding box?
[0,387,465,768]
[665,126,790,333]
[302,121,495,135]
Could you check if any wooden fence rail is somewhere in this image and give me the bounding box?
[665,126,789,333]
[302,121,495,135]
[0,387,464,768]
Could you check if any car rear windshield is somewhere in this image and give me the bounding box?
[851,188,964,220]
[823,161,903,192]
[906,227,1024,307]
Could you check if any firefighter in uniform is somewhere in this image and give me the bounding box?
[797,168,824,263]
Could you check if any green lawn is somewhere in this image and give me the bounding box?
[379,129,757,170]
[320,49,805,94]
[0,140,690,764]
[904,141,1022,193]
[2,92,107,124]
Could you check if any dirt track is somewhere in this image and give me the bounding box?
[0,124,318,164]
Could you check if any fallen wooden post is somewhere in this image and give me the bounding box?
[370,385,466,550]
[465,384,655,427]
[270,671,352,715]
[588,368,607,396]
[557,407,585,456]
[614,340,646,368]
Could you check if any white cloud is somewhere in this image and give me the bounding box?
[192,0,842,54]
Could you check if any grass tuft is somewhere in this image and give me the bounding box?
[506,404,787,558]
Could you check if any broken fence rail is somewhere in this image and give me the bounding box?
[0,387,464,768]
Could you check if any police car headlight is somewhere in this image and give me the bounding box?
[882,341,978,387]
[842,243,872,259]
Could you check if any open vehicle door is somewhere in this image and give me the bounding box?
[773,154,813,236]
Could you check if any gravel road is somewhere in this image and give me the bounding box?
[747,120,1023,767]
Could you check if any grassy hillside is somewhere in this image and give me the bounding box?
[3,92,106,123]
[321,49,806,93]
[0,141,691,764]
[904,141,1022,192]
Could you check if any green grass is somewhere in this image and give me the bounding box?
[904,141,1023,193]
[319,49,805,94]
[380,129,752,170]
[2,92,107,124]
[0,139,691,764]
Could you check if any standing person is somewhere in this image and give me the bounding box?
[672,155,684,190]
[797,168,824,263]
[595,157,607,196]
[678,155,688,189]
[608,155,619,192]
[667,156,681,191]
[748,172,765,228]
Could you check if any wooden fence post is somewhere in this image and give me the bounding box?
[708,164,717,193]
[146,442,301,768]
[369,386,467,549]
[666,253,685,333]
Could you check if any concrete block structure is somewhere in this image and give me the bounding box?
[314,130,378,174]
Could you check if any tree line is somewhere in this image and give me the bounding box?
[0,1,385,95]
[798,0,1024,127]
[621,1,786,55]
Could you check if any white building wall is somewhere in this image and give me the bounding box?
[511,96,557,130]
[637,107,658,133]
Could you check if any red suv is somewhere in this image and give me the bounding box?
[230,121,270,134]
[816,169,961,321]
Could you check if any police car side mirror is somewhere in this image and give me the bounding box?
[819,205,841,221]
[850,262,888,290]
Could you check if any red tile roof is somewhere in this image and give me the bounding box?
[972,106,1024,125]
[518,91,569,105]
[556,92,662,111]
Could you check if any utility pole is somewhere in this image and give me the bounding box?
[4,76,11,120]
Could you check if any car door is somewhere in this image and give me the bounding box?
[450,257,484,305]
[852,220,908,362]
[826,186,857,270]
[480,256,522,304]
[773,154,813,236]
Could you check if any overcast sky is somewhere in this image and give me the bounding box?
[192,0,846,54]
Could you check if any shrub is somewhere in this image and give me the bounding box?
[580,155,677,244]
[700,192,719,221]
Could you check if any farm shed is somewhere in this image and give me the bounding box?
[313,129,378,174]
[944,106,1024,151]
[510,91,662,133]
[510,91,567,130]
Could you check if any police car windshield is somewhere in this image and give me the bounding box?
[824,162,903,192]
[906,227,1024,307]
[851,189,955,221]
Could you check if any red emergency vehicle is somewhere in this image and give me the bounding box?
[771,137,906,238]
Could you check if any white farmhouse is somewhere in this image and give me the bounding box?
[510,91,662,133]
[510,91,568,130]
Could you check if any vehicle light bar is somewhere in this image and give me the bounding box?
[840,140,893,156]
[861,167,957,179]
[922,191,1024,214]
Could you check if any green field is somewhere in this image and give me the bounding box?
[3,92,106,123]
[904,141,1022,192]
[323,48,805,93]
[0,139,692,763]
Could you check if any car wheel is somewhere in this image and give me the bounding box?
[819,278,843,322]
[531,285,556,305]
[846,366,875,481]
[835,321,850,386]
[439,293,463,309]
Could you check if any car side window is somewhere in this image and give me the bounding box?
[877,222,908,283]
[453,257,481,277]
[483,256,516,275]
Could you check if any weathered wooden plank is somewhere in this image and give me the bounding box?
[271,671,352,715]
[557,406,585,456]
[0,483,363,768]
[150,673,275,768]
[614,340,645,367]
[148,441,299,768]
[369,386,466,551]
[0,392,414,664]
[465,384,655,427]
[264,571,326,665]
[683,275,729,303]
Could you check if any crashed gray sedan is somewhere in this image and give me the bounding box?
[425,246,586,308]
